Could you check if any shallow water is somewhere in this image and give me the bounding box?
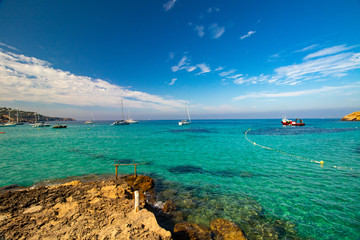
[1,119,359,239]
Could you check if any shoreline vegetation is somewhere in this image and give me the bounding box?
[0,174,302,240]
[0,107,75,124]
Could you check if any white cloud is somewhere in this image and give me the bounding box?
[234,45,360,85]
[171,55,190,72]
[233,82,360,101]
[171,54,211,75]
[169,78,177,85]
[0,48,186,111]
[208,23,225,39]
[207,7,220,13]
[219,69,236,77]
[163,0,177,11]
[215,66,224,71]
[295,44,319,52]
[194,25,205,37]
[240,31,256,40]
[195,63,211,75]
[0,42,19,52]
[304,44,353,60]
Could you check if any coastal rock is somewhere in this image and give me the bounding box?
[210,218,247,240]
[0,178,171,240]
[174,222,212,240]
[341,111,360,121]
[124,175,154,192]
[163,200,177,213]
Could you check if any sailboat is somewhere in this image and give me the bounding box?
[125,105,138,124]
[84,112,95,124]
[178,104,191,126]
[112,99,130,125]
[16,109,24,125]
[31,112,50,127]
[0,110,16,127]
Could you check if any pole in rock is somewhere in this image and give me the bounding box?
[134,190,139,212]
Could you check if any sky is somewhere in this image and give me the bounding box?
[0,0,359,120]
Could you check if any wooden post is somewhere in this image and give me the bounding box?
[114,163,140,179]
[134,190,139,212]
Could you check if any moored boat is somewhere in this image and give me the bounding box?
[112,99,130,126]
[281,117,305,126]
[178,104,191,126]
[53,124,67,128]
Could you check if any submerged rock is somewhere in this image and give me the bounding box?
[341,111,360,121]
[210,218,247,240]
[174,222,212,240]
[168,165,205,174]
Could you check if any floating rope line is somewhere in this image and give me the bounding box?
[245,129,353,170]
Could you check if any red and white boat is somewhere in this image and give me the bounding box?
[281,117,305,126]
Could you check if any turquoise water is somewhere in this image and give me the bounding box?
[1,119,359,239]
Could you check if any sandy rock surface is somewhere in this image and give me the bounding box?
[0,178,171,240]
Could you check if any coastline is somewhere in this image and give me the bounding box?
[0,175,171,239]
[0,174,304,240]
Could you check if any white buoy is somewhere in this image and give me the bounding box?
[134,190,139,212]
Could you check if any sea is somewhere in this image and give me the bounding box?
[1,119,359,239]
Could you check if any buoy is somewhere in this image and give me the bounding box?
[0,132,5,134]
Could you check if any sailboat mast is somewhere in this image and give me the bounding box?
[121,99,125,121]
[186,105,191,122]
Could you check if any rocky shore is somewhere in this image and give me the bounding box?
[0,175,250,240]
[341,111,360,121]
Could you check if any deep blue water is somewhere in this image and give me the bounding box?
[1,119,359,239]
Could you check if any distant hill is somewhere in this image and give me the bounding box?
[341,111,360,121]
[0,107,76,123]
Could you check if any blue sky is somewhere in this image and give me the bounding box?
[0,0,359,120]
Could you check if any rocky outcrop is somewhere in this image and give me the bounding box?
[0,177,171,240]
[0,107,75,123]
[341,111,360,121]
[174,222,212,240]
[210,218,247,240]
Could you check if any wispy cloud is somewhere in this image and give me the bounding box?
[171,54,211,75]
[163,0,177,11]
[295,44,319,52]
[304,44,354,60]
[0,42,19,52]
[240,31,256,40]
[219,69,236,77]
[194,25,205,37]
[233,82,360,101]
[208,23,225,39]
[195,63,211,75]
[169,78,177,85]
[215,66,224,71]
[207,7,220,13]
[234,45,360,85]
[0,48,186,111]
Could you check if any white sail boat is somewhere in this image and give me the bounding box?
[178,104,191,126]
[31,112,50,127]
[16,109,24,125]
[112,99,130,125]
[84,112,95,124]
[125,105,138,124]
